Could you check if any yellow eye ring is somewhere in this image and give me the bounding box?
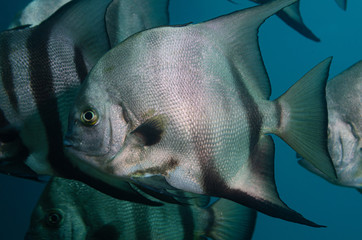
[80,109,98,126]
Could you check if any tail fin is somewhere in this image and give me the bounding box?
[275,57,337,180]
[204,199,257,240]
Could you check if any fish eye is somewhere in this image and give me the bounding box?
[80,109,99,126]
[45,209,63,228]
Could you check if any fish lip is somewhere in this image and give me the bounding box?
[63,127,117,168]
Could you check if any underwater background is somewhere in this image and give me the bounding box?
[0,0,361,239]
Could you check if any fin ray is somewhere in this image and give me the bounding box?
[276,2,320,41]
[210,135,323,227]
[204,199,257,240]
[275,57,337,180]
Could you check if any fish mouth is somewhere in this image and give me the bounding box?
[63,127,117,174]
[63,139,116,171]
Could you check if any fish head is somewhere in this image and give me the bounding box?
[327,104,362,186]
[26,178,87,240]
[64,71,130,175]
[325,61,362,187]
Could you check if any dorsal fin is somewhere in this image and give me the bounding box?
[106,0,169,47]
[276,1,320,41]
[334,0,347,10]
[199,0,298,99]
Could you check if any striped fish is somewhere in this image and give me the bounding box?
[299,61,362,193]
[26,177,256,240]
[0,0,171,204]
[64,0,336,226]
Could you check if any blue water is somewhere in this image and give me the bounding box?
[0,0,361,239]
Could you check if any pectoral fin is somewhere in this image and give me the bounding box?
[131,115,167,146]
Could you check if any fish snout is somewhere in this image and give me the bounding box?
[63,136,74,148]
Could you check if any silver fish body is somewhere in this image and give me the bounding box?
[26,177,257,240]
[299,61,362,192]
[65,0,336,226]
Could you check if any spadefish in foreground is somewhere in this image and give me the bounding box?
[65,0,336,226]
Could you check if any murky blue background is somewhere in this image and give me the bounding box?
[0,0,361,239]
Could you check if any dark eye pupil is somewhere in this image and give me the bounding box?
[45,211,63,227]
[84,111,94,121]
[49,213,60,224]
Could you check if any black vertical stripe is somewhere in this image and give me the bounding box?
[192,68,320,227]
[203,205,215,237]
[177,192,195,239]
[23,9,164,207]
[74,46,88,84]
[27,24,70,176]
[232,68,263,157]
[133,204,151,239]
[0,35,19,112]
[25,25,165,205]
[178,205,195,239]
[0,108,10,128]
[198,66,263,194]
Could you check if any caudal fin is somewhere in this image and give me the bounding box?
[275,57,337,180]
[204,198,257,240]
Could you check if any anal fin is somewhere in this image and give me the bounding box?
[224,135,323,227]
